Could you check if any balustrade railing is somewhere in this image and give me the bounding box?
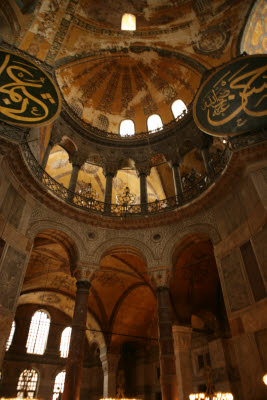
[20,139,231,217]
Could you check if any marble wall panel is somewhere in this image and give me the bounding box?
[220,249,251,312]
[0,246,26,311]
[0,184,26,229]
[252,223,267,283]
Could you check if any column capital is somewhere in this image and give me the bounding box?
[135,162,151,177]
[103,163,118,177]
[172,325,192,351]
[73,265,98,283]
[69,152,86,168]
[148,267,173,289]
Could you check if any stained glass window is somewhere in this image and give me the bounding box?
[6,321,15,351]
[121,13,136,31]
[60,327,72,358]
[171,99,187,119]
[147,114,163,133]
[52,370,66,400]
[26,310,50,355]
[17,368,38,399]
[120,120,135,137]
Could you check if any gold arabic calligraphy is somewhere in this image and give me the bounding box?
[201,63,267,127]
[0,53,56,123]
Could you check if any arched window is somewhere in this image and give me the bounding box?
[26,310,50,355]
[121,13,136,31]
[17,369,38,398]
[171,99,187,119]
[60,327,72,358]
[147,114,163,133]
[120,120,135,137]
[6,321,15,351]
[52,370,66,400]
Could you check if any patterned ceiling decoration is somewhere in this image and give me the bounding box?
[55,54,201,133]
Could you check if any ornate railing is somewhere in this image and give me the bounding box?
[20,139,231,217]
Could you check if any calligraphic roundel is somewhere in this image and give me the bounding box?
[193,55,267,137]
[0,50,61,127]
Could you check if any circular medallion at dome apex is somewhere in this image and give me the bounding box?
[55,53,201,134]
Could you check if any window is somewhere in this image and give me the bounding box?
[171,99,187,119]
[121,13,136,31]
[6,321,15,351]
[147,114,163,133]
[52,370,66,400]
[120,120,135,137]
[60,327,72,358]
[17,369,38,399]
[26,310,50,355]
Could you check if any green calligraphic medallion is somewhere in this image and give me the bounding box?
[0,49,61,127]
[193,55,267,137]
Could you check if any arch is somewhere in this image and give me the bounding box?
[121,13,136,31]
[18,291,106,351]
[147,114,163,133]
[161,223,221,267]
[26,221,86,264]
[93,240,156,268]
[60,136,78,155]
[120,119,135,137]
[17,368,39,398]
[171,99,187,119]
[26,309,51,355]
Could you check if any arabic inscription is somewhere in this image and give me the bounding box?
[0,50,61,127]
[193,55,267,136]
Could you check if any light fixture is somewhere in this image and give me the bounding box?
[263,373,267,385]
[116,186,136,208]
[78,182,98,204]
[189,367,233,400]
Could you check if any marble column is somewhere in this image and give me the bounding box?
[100,351,120,398]
[201,146,214,181]
[62,268,96,400]
[149,268,179,400]
[139,172,148,213]
[172,325,193,400]
[104,173,114,214]
[171,163,183,204]
[41,140,53,169]
[67,163,81,202]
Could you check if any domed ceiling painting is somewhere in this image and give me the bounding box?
[55,54,200,133]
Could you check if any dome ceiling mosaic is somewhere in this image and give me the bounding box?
[55,53,201,133]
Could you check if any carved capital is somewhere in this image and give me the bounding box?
[102,163,118,177]
[73,265,98,283]
[69,152,86,168]
[135,162,151,177]
[148,267,173,289]
[172,325,192,351]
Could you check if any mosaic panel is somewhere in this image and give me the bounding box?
[97,69,122,114]
[132,65,158,116]
[82,62,115,100]
[138,62,177,104]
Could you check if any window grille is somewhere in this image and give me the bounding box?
[171,99,187,119]
[120,120,135,137]
[52,370,66,400]
[60,327,72,358]
[26,310,50,355]
[6,321,15,351]
[17,368,38,399]
[147,114,163,133]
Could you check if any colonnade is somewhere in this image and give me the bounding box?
[60,266,190,400]
[41,142,215,210]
